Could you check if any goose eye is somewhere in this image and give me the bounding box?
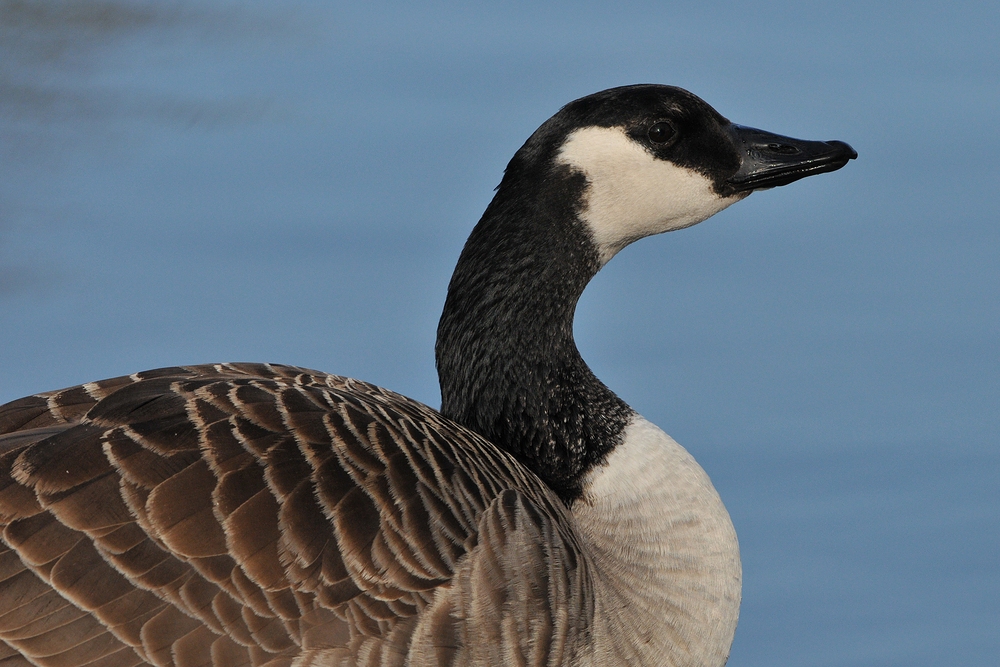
[647,122,676,144]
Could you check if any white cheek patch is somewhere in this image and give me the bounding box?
[557,126,743,265]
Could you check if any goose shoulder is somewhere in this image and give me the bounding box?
[0,363,591,667]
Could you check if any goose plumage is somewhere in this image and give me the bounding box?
[0,85,855,667]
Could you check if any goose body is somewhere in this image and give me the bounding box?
[0,85,855,667]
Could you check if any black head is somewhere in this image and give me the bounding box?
[493,85,856,263]
[510,84,856,196]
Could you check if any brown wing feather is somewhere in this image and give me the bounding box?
[0,364,592,666]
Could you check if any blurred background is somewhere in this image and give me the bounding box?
[1,1,997,665]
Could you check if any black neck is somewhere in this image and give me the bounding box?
[436,161,633,502]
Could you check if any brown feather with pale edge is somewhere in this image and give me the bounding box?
[0,364,592,666]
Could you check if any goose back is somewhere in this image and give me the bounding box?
[0,363,592,667]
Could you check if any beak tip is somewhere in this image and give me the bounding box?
[828,140,858,160]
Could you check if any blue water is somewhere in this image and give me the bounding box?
[1,2,997,664]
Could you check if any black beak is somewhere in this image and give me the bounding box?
[724,124,857,194]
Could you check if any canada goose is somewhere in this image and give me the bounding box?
[0,85,855,667]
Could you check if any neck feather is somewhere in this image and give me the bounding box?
[436,164,631,501]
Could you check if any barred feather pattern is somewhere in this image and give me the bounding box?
[0,363,593,667]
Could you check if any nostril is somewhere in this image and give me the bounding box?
[766,143,800,155]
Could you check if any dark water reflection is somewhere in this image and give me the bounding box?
[2,0,191,120]
[0,0,279,293]
[0,0,277,124]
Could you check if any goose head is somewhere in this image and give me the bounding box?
[517,84,857,264]
[438,84,856,500]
